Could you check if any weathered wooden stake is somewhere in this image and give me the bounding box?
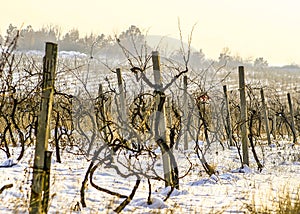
[260,88,271,145]
[238,66,249,166]
[183,76,189,150]
[166,96,172,140]
[152,51,167,141]
[42,151,53,213]
[152,51,172,187]
[29,42,57,213]
[223,85,233,147]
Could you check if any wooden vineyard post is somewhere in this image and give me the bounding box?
[260,88,271,145]
[287,93,297,144]
[42,151,53,213]
[165,96,172,142]
[152,51,167,142]
[29,42,57,213]
[183,76,189,150]
[152,51,173,187]
[238,66,249,166]
[223,85,233,147]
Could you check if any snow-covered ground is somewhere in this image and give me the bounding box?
[0,140,300,213]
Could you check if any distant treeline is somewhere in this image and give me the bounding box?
[0,24,149,58]
[0,24,210,68]
[1,24,299,69]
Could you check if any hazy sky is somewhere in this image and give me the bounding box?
[1,0,300,65]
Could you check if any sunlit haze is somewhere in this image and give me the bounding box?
[1,0,300,65]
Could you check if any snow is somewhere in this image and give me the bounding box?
[0,158,17,167]
[58,51,87,59]
[17,50,88,59]
[231,165,253,174]
[130,197,168,210]
[0,141,300,213]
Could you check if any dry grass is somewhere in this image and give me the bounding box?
[244,185,300,214]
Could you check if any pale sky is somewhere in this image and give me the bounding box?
[1,0,300,65]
